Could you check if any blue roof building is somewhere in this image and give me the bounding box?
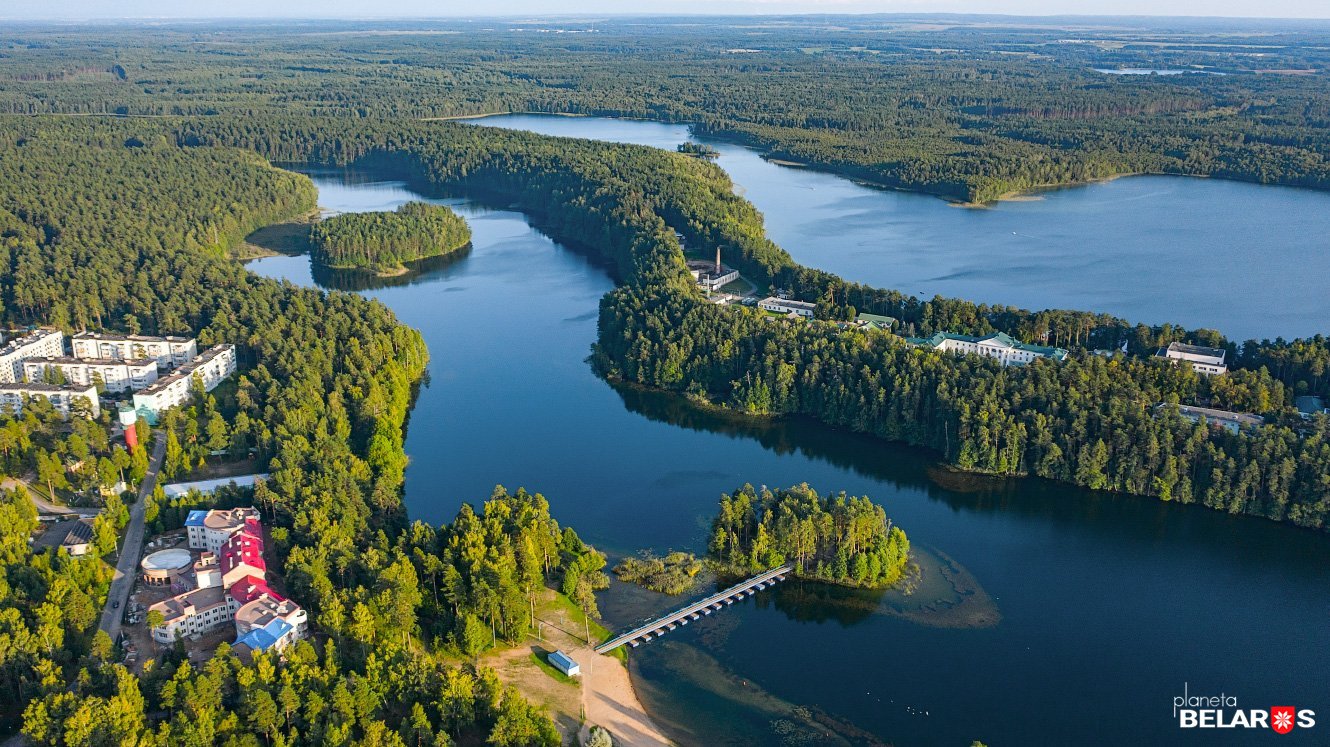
[234,618,294,654]
[547,649,580,677]
[184,510,209,528]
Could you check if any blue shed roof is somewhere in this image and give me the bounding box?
[184,510,209,527]
[548,650,578,672]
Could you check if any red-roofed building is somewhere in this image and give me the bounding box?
[227,575,281,607]
[219,527,266,588]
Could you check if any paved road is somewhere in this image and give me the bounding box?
[0,476,99,518]
[97,431,166,641]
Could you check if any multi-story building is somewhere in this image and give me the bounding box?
[1156,342,1228,376]
[23,356,158,394]
[233,587,308,644]
[220,525,267,588]
[759,297,817,318]
[131,344,237,416]
[0,383,100,418]
[185,507,261,553]
[906,331,1068,366]
[148,586,233,644]
[71,332,197,370]
[0,328,65,383]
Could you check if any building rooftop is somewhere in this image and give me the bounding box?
[234,618,293,653]
[149,585,228,624]
[760,296,817,310]
[136,344,235,396]
[0,328,59,356]
[548,650,579,673]
[235,592,302,632]
[164,475,268,500]
[1159,341,1226,363]
[1295,395,1326,415]
[184,509,210,528]
[72,331,195,344]
[909,331,1068,361]
[141,548,193,573]
[1165,404,1264,428]
[0,382,98,394]
[25,355,157,368]
[228,575,279,606]
[62,518,94,547]
[220,527,266,577]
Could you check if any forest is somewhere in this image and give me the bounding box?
[709,484,912,589]
[0,17,1328,742]
[148,113,1330,529]
[0,118,616,744]
[2,18,1330,202]
[310,201,471,275]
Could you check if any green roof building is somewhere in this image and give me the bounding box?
[906,331,1067,366]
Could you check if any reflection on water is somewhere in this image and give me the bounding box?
[246,163,1330,747]
[309,245,474,292]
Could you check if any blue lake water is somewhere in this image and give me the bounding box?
[471,113,1330,342]
[244,123,1330,746]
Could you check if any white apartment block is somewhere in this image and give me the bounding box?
[71,332,197,370]
[1157,342,1228,376]
[0,383,100,418]
[23,356,159,394]
[0,329,64,383]
[131,344,236,416]
[759,297,817,318]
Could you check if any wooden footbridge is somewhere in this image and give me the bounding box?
[595,565,793,654]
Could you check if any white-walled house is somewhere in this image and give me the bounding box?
[1156,342,1227,375]
[0,382,100,418]
[759,297,817,318]
[131,344,236,416]
[907,331,1068,366]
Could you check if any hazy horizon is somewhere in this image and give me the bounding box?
[7,1,1330,22]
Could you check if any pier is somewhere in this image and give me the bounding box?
[594,565,793,654]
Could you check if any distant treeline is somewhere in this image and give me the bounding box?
[311,201,470,275]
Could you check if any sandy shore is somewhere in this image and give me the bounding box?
[576,645,673,746]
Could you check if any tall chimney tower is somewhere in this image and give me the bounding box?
[715,246,722,274]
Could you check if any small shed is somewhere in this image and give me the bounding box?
[548,650,580,677]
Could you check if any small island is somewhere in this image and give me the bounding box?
[708,483,910,588]
[677,142,720,160]
[613,550,704,595]
[310,201,471,276]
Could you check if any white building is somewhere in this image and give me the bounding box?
[0,328,64,383]
[185,506,261,553]
[759,297,817,318]
[149,586,233,644]
[131,344,236,416]
[23,356,158,394]
[907,332,1068,367]
[71,332,197,370]
[1157,342,1227,376]
[1160,404,1263,434]
[548,650,580,677]
[0,383,100,418]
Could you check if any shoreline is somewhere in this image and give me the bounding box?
[579,646,674,746]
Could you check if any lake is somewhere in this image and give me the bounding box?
[245,127,1330,745]
[470,113,1330,343]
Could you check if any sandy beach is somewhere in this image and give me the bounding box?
[576,645,673,746]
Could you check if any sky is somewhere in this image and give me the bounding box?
[6,0,1329,20]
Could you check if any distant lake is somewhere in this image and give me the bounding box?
[1095,68,1223,75]
[246,155,1330,746]
[470,113,1330,341]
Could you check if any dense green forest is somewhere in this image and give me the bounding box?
[709,484,911,589]
[3,18,1330,201]
[0,118,618,744]
[311,201,471,275]
[0,17,1328,741]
